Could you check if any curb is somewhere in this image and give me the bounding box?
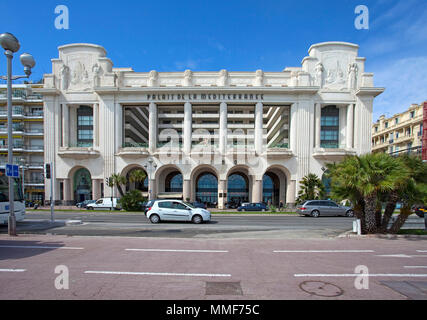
[338,230,427,239]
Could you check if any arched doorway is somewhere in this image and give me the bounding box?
[165,172,183,192]
[125,168,149,193]
[227,173,249,206]
[196,173,218,208]
[73,168,92,202]
[263,173,280,206]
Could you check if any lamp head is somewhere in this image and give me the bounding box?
[20,53,36,68]
[0,33,20,53]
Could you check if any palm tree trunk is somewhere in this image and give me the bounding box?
[354,201,367,234]
[389,206,412,234]
[375,202,382,228]
[116,185,125,197]
[364,193,378,234]
[380,191,399,232]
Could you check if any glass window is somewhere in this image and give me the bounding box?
[173,202,188,210]
[77,106,93,147]
[159,202,173,209]
[320,106,339,149]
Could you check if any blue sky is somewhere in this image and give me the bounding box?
[1,0,426,121]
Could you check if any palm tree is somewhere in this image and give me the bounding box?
[109,173,127,197]
[296,173,326,204]
[129,170,147,186]
[327,153,408,234]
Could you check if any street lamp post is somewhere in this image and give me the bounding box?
[144,158,157,200]
[0,33,36,236]
[20,158,28,204]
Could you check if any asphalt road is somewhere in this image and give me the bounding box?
[0,234,426,300]
[0,211,362,239]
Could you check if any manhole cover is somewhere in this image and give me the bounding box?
[206,282,243,296]
[299,281,344,297]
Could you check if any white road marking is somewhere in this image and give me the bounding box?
[85,270,231,277]
[295,273,427,278]
[417,250,427,253]
[125,249,229,253]
[404,266,427,269]
[376,254,427,258]
[274,250,374,253]
[0,245,84,250]
[0,269,26,273]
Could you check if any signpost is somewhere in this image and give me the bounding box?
[6,164,19,178]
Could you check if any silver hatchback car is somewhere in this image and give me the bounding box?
[146,200,211,224]
[297,200,354,218]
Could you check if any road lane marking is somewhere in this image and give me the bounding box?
[376,254,427,258]
[274,250,374,253]
[0,269,26,273]
[417,250,427,253]
[294,273,427,278]
[0,245,84,250]
[84,270,231,278]
[125,249,229,253]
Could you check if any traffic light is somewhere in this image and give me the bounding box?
[45,163,51,179]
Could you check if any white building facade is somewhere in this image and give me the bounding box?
[37,42,383,208]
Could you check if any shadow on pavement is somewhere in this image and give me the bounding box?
[0,239,69,260]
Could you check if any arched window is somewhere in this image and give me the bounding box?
[196,173,218,207]
[227,173,249,205]
[165,172,183,192]
[73,168,92,202]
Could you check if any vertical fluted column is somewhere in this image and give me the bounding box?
[219,102,228,154]
[93,103,99,147]
[184,102,192,154]
[183,179,191,202]
[92,179,101,201]
[346,104,354,149]
[252,179,263,203]
[315,103,321,149]
[254,102,263,154]
[62,104,69,147]
[290,103,297,153]
[63,178,72,204]
[149,102,157,153]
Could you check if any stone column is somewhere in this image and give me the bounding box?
[252,179,263,203]
[218,180,227,210]
[254,102,263,155]
[148,102,157,153]
[62,104,69,147]
[63,178,72,205]
[315,103,321,149]
[219,102,228,155]
[183,179,191,202]
[149,179,156,200]
[290,103,297,153]
[286,180,296,207]
[93,103,99,147]
[183,102,192,154]
[115,102,123,151]
[346,104,354,149]
[92,179,102,201]
[339,106,347,148]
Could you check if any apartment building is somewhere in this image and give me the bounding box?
[372,102,425,156]
[0,84,45,202]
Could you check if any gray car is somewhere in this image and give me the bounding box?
[296,200,354,218]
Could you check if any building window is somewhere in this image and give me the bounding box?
[395,118,399,125]
[77,106,93,147]
[320,105,339,148]
[385,122,389,129]
[410,111,415,118]
[375,126,378,133]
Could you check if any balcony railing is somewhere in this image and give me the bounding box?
[123,142,149,148]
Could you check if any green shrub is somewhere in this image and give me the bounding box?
[118,190,146,212]
[270,205,277,213]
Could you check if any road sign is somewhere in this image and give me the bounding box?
[6,164,19,178]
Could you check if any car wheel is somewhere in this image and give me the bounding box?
[87,207,94,211]
[311,210,320,218]
[192,215,203,224]
[150,214,160,224]
[346,210,354,217]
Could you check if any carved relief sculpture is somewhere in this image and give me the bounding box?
[60,65,70,90]
[148,70,159,87]
[314,62,324,87]
[218,69,228,86]
[348,62,358,90]
[254,69,264,86]
[92,63,101,87]
[183,69,193,87]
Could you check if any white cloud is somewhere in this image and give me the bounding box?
[372,56,427,121]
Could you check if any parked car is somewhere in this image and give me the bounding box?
[146,200,211,224]
[192,201,207,209]
[413,205,426,218]
[87,198,120,210]
[237,203,268,212]
[76,200,96,208]
[296,200,354,217]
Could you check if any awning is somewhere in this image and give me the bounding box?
[157,192,183,199]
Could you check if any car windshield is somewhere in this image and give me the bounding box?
[184,202,196,209]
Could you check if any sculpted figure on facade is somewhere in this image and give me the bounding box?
[92,63,101,87]
[314,62,324,87]
[60,65,70,90]
[148,70,159,87]
[183,69,193,87]
[254,69,264,86]
[347,62,358,90]
[218,69,228,86]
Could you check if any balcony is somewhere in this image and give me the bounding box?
[313,144,356,161]
[58,143,100,159]
[117,142,150,158]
